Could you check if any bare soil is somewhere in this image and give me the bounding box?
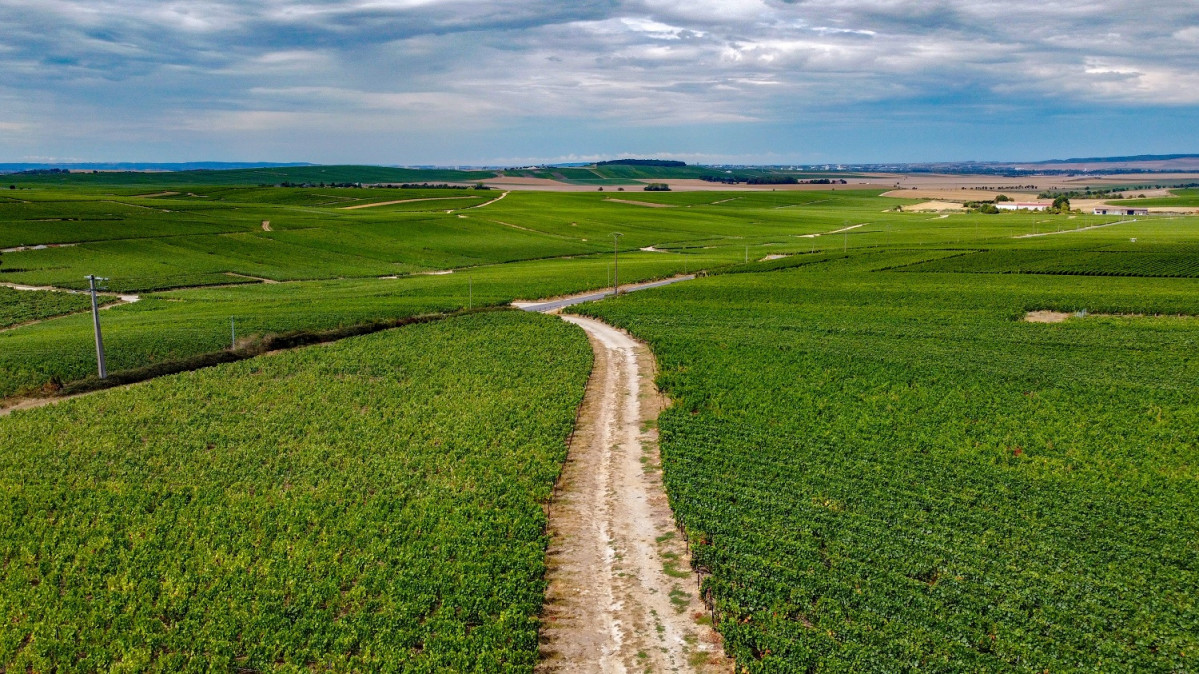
[1025,310,1072,323]
[905,200,970,211]
[538,315,730,674]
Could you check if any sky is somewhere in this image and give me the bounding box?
[1,0,1197,165]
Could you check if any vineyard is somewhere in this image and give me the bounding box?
[576,267,1199,671]
[0,311,591,671]
[0,287,92,329]
[899,247,1199,277]
[2,171,1199,672]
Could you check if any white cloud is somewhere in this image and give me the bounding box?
[0,0,1197,161]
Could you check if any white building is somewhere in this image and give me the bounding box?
[996,202,1052,212]
[1094,207,1149,216]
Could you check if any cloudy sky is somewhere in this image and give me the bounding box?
[2,0,1197,165]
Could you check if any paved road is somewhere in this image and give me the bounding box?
[517,275,695,313]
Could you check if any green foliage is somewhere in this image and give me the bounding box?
[643,183,671,192]
[0,311,592,672]
[0,288,93,328]
[576,268,1199,672]
[902,247,1199,277]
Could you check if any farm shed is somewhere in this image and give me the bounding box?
[1093,207,1149,216]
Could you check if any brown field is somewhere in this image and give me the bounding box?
[477,172,1199,194]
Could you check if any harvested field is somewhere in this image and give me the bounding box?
[906,200,968,212]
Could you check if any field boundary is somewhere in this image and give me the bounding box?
[0,308,506,415]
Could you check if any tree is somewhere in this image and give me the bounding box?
[1052,196,1070,213]
[995,194,1011,202]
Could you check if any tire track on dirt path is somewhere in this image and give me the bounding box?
[537,314,730,674]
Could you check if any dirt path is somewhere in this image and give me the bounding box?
[513,275,694,314]
[0,388,107,417]
[339,196,479,210]
[603,198,673,208]
[797,222,865,239]
[225,272,279,284]
[537,315,730,674]
[1,243,78,253]
[1,282,138,304]
[461,190,509,210]
[1013,218,1137,238]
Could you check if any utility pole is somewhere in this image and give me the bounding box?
[611,232,623,294]
[85,275,108,379]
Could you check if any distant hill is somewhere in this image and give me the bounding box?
[0,162,313,174]
[595,159,687,168]
[4,165,499,186]
[1038,154,1199,165]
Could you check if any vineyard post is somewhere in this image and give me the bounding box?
[611,232,623,295]
[745,245,748,263]
[231,316,236,350]
[85,274,108,379]
[469,276,472,310]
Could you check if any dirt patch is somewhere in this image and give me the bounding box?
[1024,310,1072,323]
[905,200,967,212]
[537,315,730,673]
[261,220,272,231]
[603,198,674,208]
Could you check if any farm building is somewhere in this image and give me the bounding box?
[1093,207,1149,216]
[996,202,1052,211]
